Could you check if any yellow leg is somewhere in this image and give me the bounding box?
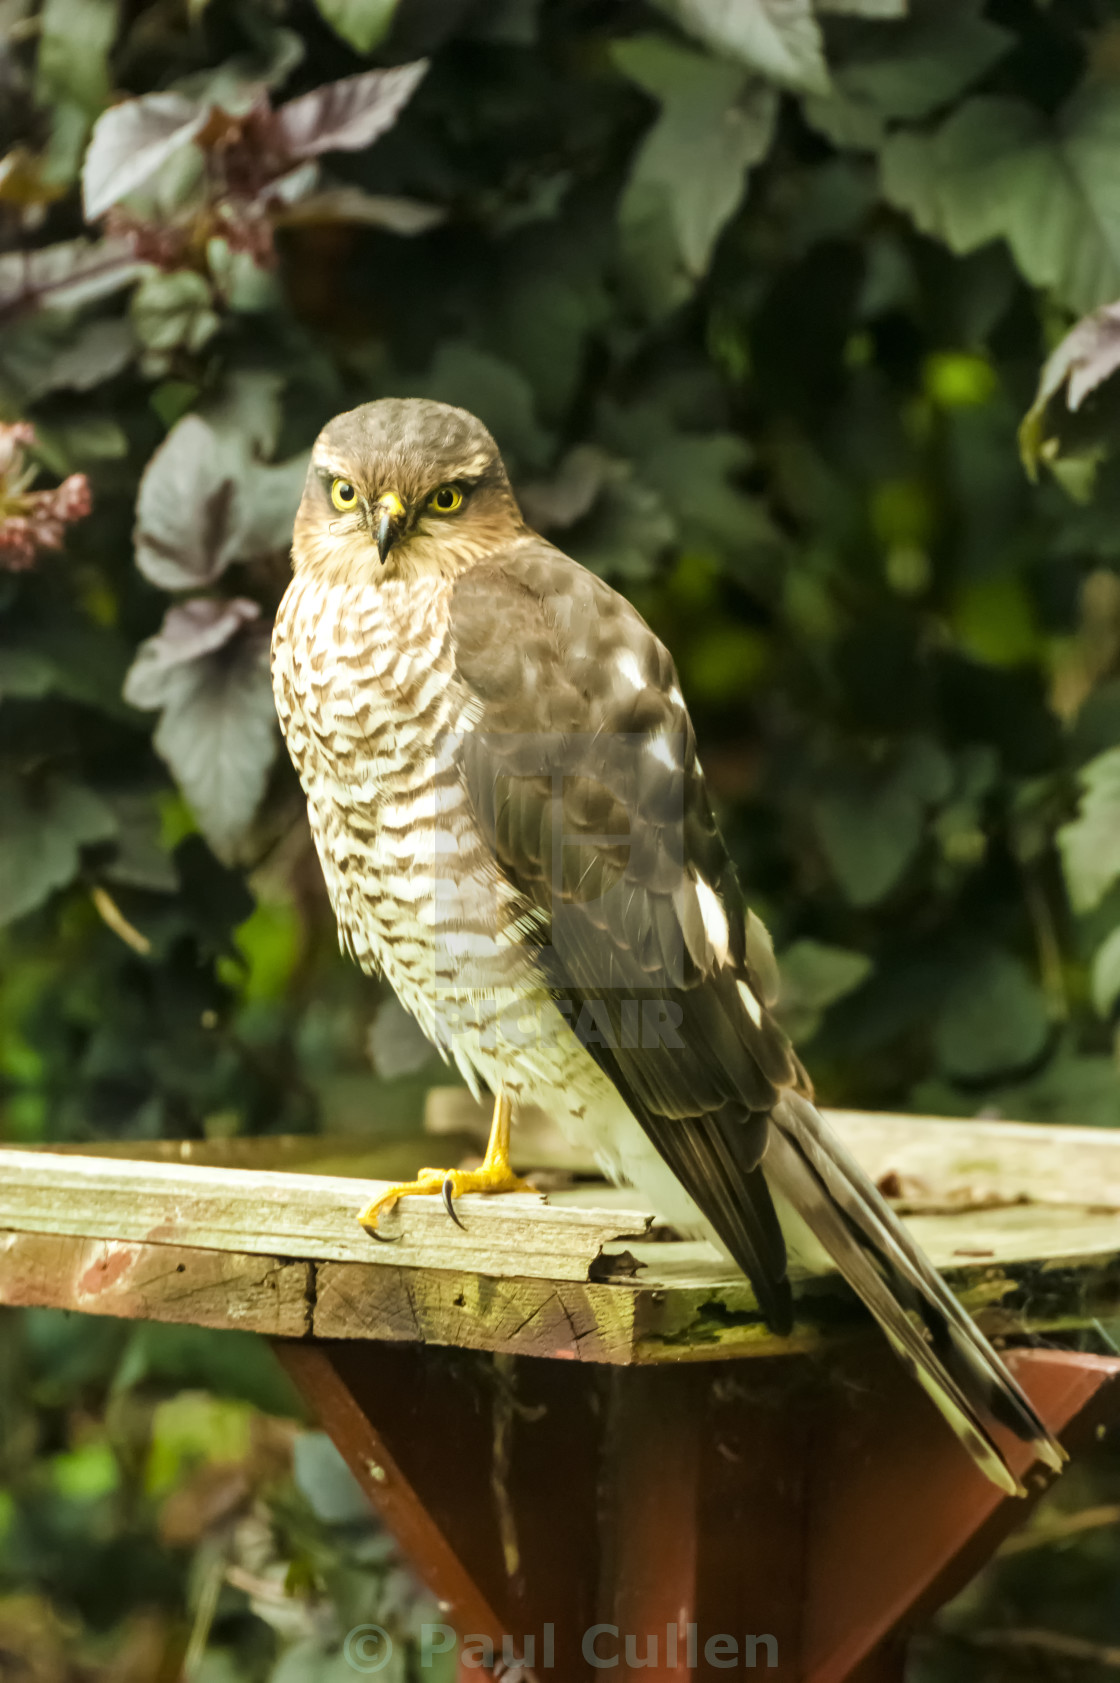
[357,1093,536,1240]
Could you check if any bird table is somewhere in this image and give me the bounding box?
[2,1097,1120,1683]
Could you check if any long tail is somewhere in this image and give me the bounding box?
[766,1092,1066,1496]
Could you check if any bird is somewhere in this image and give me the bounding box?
[272,396,1064,1496]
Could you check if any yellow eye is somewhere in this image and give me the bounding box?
[428,484,463,514]
[331,479,358,512]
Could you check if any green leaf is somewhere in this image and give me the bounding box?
[0,648,57,699]
[834,0,1009,122]
[415,343,551,470]
[50,1440,119,1501]
[0,238,142,316]
[985,1048,1120,1127]
[646,433,784,563]
[293,1432,371,1525]
[613,36,778,316]
[816,0,905,14]
[812,742,949,908]
[564,459,675,580]
[814,778,923,906]
[1091,924,1120,1017]
[655,0,828,94]
[312,0,398,54]
[776,939,873,1042]
[113,1323,303,1415]
[933,948,1049,1081]
[882,84,1120,315]
[1058,747,1120,914]
[0,777,117,926]
[131,270,220,359]
[35,0,117,185]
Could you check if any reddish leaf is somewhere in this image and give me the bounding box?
[134,416,247,591]
[0,238,143,320]
[237,454,310,558]
[83,92,210,221]
[124,603,277,859]
[123,598,261,711]
[274,61,428,160]
[1041,302,1120,416]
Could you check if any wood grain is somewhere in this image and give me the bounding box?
[0,1228,311,1335]
[1,1106,1118,1361]
[0,1148,652,1283]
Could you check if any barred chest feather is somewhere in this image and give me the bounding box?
[270,567,539,1062]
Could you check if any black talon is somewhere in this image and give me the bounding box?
[365,1223,402,1244]
[442,1177,465,1229]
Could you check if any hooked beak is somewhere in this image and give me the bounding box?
[375,491,406,563]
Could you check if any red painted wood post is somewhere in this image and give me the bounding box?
[276,1339,605,1677]
[277,1338,1120,1683]
[800,1343,1120,1683]
[596,1362,810,1680]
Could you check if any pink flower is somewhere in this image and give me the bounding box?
[0,423,92,570]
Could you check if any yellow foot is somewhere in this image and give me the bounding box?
[357,1092,535,1242]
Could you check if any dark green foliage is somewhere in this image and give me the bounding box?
[3,0,1120,1673]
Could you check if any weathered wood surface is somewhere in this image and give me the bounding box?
[0,1147,653,1283]
[0,1206,1117,1362]
[0,1228,312,1335]
[426,1087,1120,1208]
[2,1104,1119,1361]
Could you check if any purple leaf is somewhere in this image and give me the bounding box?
[237,454,310,558]
[123,598,261,711]
[83,92,210,221]
[258,161,322,210]
[0,238,143,320]
[1045,302,1120,415]
[123,605,274,861]
[1021,298,1120,479]
[274,186,444,233]
[134,415,247,590]
[274,61,428,160]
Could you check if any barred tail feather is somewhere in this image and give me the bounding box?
[767,1093,1066,1496]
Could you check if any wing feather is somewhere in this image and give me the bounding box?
[449,541,802,1329]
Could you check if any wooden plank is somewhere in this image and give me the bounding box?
[0,1148,653,1284]
[831,1110,1120,1210]
[427,1088,1120,1208]
[3,1146,1118,1291]
[311,1259,644,1361]
[2,1213,1115,1364]
[0,1228,311,1335]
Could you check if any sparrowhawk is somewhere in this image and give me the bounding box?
[272,397,1063,1495]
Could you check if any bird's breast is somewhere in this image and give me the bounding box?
[272,569,525,996]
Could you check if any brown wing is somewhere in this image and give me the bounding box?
[448,540,806,1332]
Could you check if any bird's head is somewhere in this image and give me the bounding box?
[292,398,525,582]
